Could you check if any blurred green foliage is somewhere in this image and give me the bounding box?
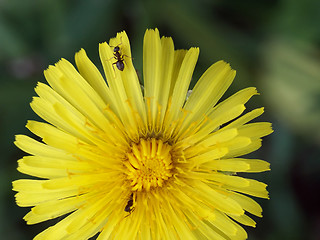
[1,0,320,239]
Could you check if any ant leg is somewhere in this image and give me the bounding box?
[110,62,118,78]
[107,55,115,61]
[122,54,133,60]
[111,62,116,71]
[105,54,118,78]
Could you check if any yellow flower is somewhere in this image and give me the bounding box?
[13,29,272,240]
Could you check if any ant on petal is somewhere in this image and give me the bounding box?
[124,193,135,217]
[112,45,125,71]
[109,37,132,72]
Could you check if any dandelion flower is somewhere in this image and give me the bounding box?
[13,29,273,240]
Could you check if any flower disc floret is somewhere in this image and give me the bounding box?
[125,138,173,191]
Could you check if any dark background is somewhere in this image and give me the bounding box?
[1,0,320,239]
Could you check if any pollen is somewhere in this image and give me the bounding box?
[124,138,173,191]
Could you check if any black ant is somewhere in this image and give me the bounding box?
[112,45,125,71]
[124,193,135,217]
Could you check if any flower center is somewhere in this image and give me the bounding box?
[125,138,173,191]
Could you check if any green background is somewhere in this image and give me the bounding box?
[1,0,320,239]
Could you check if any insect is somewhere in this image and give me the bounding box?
[112,45,125,71]
[124,193,135,216]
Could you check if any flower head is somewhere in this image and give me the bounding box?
[13,29,272,239]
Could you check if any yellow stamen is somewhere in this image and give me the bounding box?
[125,138,173,191]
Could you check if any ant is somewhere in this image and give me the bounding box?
[124,193,135,217]
[112,45,125,71]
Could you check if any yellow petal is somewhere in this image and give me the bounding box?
[181,61,236,131]
[168,50,188,96]
[14,135,68,158]
[109,31,147,128]
[99,41,136,133]
[158,37,175,124]
[238,122,273,140]
[188,104,246,143]
[75,49,116,112]
[202,158,270,173]
[143,29,162,127]
[189,172,250,188]
[189,87,259,141]
[52,101,128,152]
[224,139,262,158]
[18,158,69,179]
[30,96,82,141]
[228,213,256,227]
[226,178,269,199]
[168,47,199,121]
[226,158,270,173]
[53,64,112,134]
[202,159,250,172]
[13,179,80,207]
[225,107,264,129]
[19,155,95,172]
[228,192,263,217]
[192,181,245,216]
[26,120,83,153]
[198,128,238,147]
[41,172,119,190]
[24,194,87,224]
[27,118,127,159]
[188,147,229,166]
